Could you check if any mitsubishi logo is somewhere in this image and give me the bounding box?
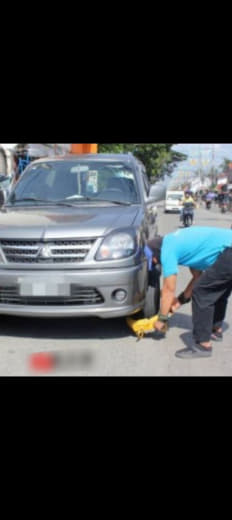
[37,244,52,258]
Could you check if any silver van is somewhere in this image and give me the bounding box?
[0,154,160,319]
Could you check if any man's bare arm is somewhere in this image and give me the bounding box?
[183,268,202,299]
[170,268,202,312]
[160,275,177,316]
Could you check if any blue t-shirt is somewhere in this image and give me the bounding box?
[161,227,232,278]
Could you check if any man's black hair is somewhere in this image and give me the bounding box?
[147,235,164,264]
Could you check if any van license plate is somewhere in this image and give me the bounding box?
[20,282,69,297]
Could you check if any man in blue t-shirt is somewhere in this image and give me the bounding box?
[146,227,232,359]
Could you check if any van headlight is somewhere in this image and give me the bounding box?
[95,230,137,261]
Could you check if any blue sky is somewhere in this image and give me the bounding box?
[172,144,232,170]
[169,144,232,186]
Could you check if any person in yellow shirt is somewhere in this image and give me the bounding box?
[181,190,195,205]
[180,191,196,223]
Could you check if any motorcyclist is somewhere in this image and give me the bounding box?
[220,191,230,212]
[205,190,215,209]
[229,190,232,211]
[218,190,229,212]
[180,190,196,224]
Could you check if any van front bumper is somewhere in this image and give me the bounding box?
[0,263,148,318]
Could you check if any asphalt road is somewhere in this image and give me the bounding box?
[1,200,232,377]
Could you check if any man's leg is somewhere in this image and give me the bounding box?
[192,248,232,346]
[192,276,217,345]
[212,282,232,336]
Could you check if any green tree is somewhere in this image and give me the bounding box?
[98,143,186,180]
[220,158,232,172]
[219,158,232,183]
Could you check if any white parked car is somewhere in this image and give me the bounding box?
[164,190,184,213]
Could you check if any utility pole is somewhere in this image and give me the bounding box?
[212,143,216,186]
[198,144,203,185]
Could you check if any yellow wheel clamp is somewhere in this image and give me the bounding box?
[126,315,159,340]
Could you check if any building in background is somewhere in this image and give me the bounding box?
[0,144,71,176]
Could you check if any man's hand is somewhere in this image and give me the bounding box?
[170,297,181,313]
[154,319,166,331]
[153,319,168,333]
[169,269,202,314]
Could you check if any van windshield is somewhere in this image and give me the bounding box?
[9,161,140,205]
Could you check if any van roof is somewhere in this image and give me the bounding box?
[27,153,138,165]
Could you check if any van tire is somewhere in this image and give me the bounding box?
[144,268,160,318]
[134,271,160,320]
[143,285,160,318]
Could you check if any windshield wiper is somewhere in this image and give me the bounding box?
[7,197,77,207]
[8,197,53,204]
[95,199,131,206]
[8,196,132,207]
[60,197,132,206]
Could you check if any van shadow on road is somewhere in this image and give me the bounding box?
[0,315,132,341]
[0,313,229,342]
[0,312,194,341]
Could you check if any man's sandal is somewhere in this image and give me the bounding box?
[175,343,212,359]
[211,329,223,341]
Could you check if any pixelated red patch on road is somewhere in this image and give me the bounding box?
[29,352,56,372]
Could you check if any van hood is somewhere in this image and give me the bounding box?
[0,204,139,240]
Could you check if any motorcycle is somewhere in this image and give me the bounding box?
[183,203,194,227]
[219,197,229,213]
[220,202,227,213]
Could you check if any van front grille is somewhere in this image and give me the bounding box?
[0,285,104,306]
[0,239,96,264]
